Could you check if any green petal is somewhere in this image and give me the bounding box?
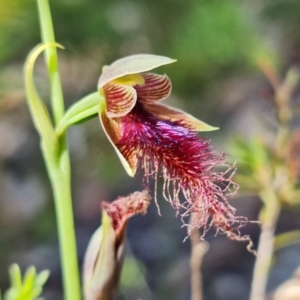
[98,54,176,89]
[56,92,103,136]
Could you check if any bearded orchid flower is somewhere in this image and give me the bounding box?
[83,190,151,300]
[98,54,251,245]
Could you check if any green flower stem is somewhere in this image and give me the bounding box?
[37,0,64,125]
[46,166,81,300]
[36,1,81,300]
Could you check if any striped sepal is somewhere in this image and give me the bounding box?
[103,83,137,118]
[135,73,172,104]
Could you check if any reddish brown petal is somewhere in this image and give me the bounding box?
[144,103,219,131]
[102,190,151,236]
[99,103,138,176]
[103,83,137,118]
[135,73,172,104]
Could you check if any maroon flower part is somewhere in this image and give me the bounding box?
[102,189,151,235]
[98,54,252,245]
[116,102,249,240]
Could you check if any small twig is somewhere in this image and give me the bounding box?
[258,61,281,91]
[249,193,280,300]
[189,214,209,300]
[250,67,298,300]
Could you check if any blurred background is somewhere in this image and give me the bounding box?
[1,0,300,299]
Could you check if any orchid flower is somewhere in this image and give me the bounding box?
[98,54,250,243]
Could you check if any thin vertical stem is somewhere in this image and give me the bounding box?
[249,190,280,300]
[36,1,81,299]
[249,67,298,300]
[37,0,64,125]
[189,214,209,300]
[47,166,81,300]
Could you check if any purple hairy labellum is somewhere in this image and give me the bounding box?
[97,54,253,249]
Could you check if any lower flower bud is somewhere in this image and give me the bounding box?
[83,190,151,300]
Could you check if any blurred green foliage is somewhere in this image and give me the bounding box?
[0,0,274,73]
[0,1,38,63]
[2,264,49,300]
[172,1,258,91]
[231,137,271,192]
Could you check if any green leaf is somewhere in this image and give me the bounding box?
[24,43,61,156]
[3,264,50,300]
[27,287,42,300]
[9,265,22,290]
[56,92,103,136]
[274,230,300,251]
[22,266,36,298]
[231,137,269,172]
[35,271,50,287]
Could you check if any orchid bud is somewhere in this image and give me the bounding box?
[83,190,151,300]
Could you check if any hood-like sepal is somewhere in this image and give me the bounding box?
[144,103,219,132]
[135,73,172,104]
[98,54,176,90]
